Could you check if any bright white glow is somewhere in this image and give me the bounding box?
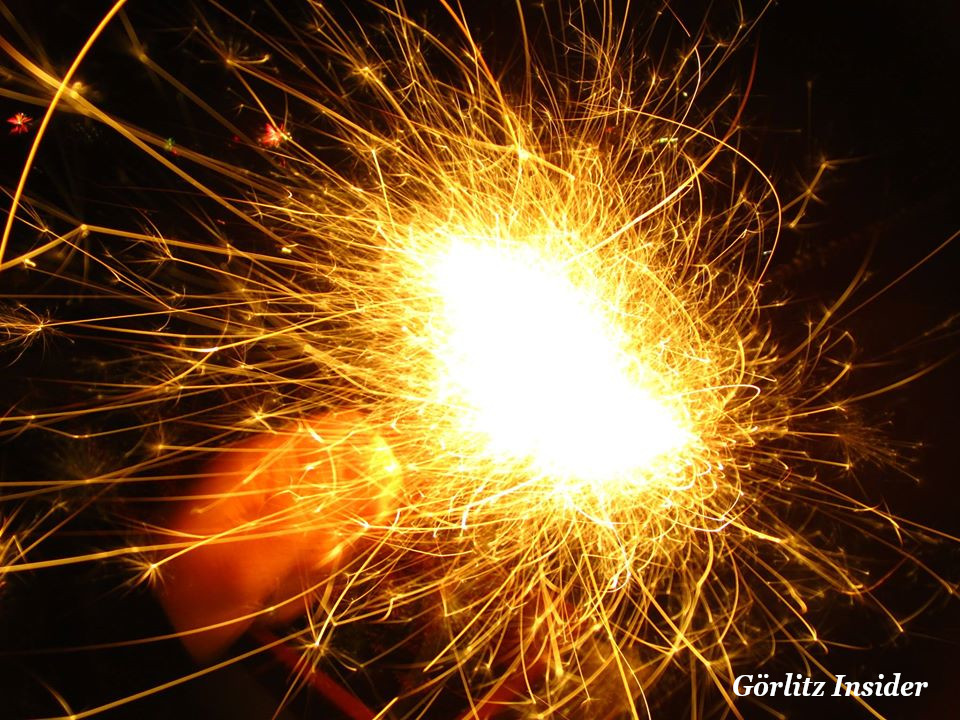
[429,241,691,483]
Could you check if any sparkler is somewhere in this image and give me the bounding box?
[0,1,954,718]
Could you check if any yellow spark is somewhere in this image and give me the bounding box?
[0,1,951,719]
[427,239,692,483]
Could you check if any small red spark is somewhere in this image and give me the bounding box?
[7,112,33,135]
[259,122,289,148]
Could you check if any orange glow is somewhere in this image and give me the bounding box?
[155,411,400,661]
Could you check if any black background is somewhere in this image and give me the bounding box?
[1,1,958,718]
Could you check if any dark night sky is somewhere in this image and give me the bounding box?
[1,2,958,719]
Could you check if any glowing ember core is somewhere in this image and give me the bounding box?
[429,241,692,483]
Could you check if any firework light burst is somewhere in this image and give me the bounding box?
[0,1,956,719]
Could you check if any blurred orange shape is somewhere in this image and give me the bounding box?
[155,410,401,662]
